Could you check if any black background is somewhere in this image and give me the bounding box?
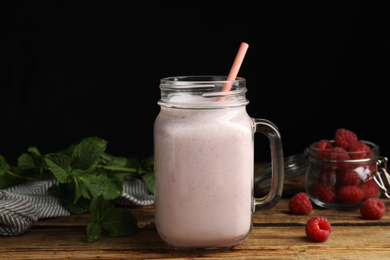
[1,1,389,164]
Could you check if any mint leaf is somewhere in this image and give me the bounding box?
[141,171,154,194]
[0,172,24,189]
[0,156,16,189]
[68,198,89,215]
[138,156,154,194]
[78,172,123,201]
[87,221,102,243]
[48,183,89,215]
[44,153,72,183]
[72,170,90,203]
[27,146,47,176]
[0,155,38,188]
[87,196,106,243]
[95,172,124,200]
[47,183,69,199]
[27,146,41,157]
[87,220,102,243]
[70,167,124,203]
[16,147,46,180]
[27,147,44,173]
[100,153,129,168]
[139,156,154,173]
[102,207,138,237]
[0,155,8,176]
[17,153,36,170]
[126,157,140,169]
[72,137,107,170]
[88,196,138,242]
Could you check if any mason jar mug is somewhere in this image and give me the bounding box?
[153,76,284,252]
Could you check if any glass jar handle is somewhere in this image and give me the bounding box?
[252,118,285,212]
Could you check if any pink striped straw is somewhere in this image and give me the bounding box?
[217,42,249,101]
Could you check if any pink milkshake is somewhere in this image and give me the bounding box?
[154,76,284,252]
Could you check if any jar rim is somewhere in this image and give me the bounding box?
[158,75,249,109]
[307,140,379,163]
[160,75,245,85]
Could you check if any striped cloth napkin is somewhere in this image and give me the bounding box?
[0,177,154,236]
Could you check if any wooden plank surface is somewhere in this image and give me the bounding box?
[1,166,390,259]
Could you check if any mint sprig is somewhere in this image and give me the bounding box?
[87,195,138,243]
[0,137,154,242]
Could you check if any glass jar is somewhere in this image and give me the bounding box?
[154,76,284,252]
[305,140,380,209]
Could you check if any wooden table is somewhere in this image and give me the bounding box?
[1,164,390,259]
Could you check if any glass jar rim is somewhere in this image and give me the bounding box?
[158,75,249,109]
[307,140,379,163]
[160,75,245,85]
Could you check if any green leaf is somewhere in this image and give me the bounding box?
[138,156,154,175]
[87,221,102,243]
[27,146,41,157]
[88,196,138,242]
[0,155,8,176]
[100,153,129,168]
[71,175,81,204]
[72,137,107,170]
[138,156,154,194]
[87,196,108,242]
[48,182,89,214]
[44,154,72,183]
[141,171,154,194]
[126,157,140,169]
[0,156,38,188]
[72,172,92,203]
[0,172,24,189]
[27,147,45,175]
[94,172,124,200]
[0,156,22,189]
[70,167,124,203]
[109,156,128,167]
[102,207,138,237]
[47,183,69,199]
[77,171,123,201]
[17,153,36,170]
[68,199,89,215]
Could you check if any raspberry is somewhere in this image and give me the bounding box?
[319,167,337,186]
[335,129,358,150]
[329,147,350,161]
[337,167,361,186]
[338,186,364,204]
[329,147,350,169]
[360,198,386,219]
[311,182,337,203]
[289,192,313,215]
[315,139,333,158]
[305,216,331,242]
[316,139,332,150]
[349,141,371,159]
[359,180,380,200]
